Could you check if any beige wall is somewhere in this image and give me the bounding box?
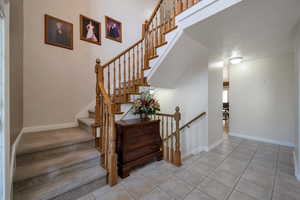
[229,53,297,146]
[208,64,224,149]
[23,0,157,127]
[10,0,23,143]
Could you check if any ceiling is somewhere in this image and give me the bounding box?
[185,0,300,63]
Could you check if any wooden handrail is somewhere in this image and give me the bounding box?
[180,112,206,131]
[163,112,206,141]
[102,39,144,68]
[148,0,164,25]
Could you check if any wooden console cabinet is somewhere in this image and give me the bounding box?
[116,119,163,178]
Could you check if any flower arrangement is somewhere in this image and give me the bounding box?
[133,91,160,119]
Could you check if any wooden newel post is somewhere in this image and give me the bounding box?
[108,108,118,186]
[95,58,102,127]
[174,106,182,166]
[95,59,103,149]
[142,20,148,38]
[143,20,150,69]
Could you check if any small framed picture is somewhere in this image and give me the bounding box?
[44,14,73,50]
[80,15,101,46]
[105,16,122,43]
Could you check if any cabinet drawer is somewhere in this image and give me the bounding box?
[123,144,160,163]
[125,134,160,151]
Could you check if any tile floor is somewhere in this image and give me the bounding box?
[79,135,299,200]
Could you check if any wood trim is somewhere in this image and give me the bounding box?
[105,16,123,43]
[148,0,163,25]
[102,39,143,67]
[163,112,206,141]
[44,14,73,50]
[223,82,229,87]
[179,112,206,131]
[80,15,101,46]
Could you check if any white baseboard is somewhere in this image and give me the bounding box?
[10,128,25,197]
[229,132,295,147]
[293,151,300,181]
[22,122,78,134]
[182,146,206,159]
[204,137,224,152]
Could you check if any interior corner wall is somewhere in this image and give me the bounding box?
[229,53,297,147]
[154,64,208,157]
[208,66,223,149]
[295,22,300,179]
[23,0,157,128]
[10,0,23,144]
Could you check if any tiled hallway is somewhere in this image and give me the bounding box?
[79,136,299,200]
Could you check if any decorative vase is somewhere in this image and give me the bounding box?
[140,113,149,121]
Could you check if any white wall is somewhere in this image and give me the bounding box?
[154,63,208,157]
[208,64,224,150]
[229,53,297,147]
[295,22,300,180]
[23,0,157,128]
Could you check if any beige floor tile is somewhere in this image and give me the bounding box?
[236,179,272,200]
[272,192,300,200]
[209,169,240,188]
[228,191,258,200]
[159,176,193,200]
[93,187,133,200]
[77,194,96,200]
[188,162,215,176]
[175,167,205,187]
[184,189,216,200]
[242,170,274,189]
[121,175,156,199]
[141,187,174,200]
[198,178,232,200]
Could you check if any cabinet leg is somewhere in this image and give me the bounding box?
[119,168,130,179]
[157,151,163,161]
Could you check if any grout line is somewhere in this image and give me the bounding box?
[182,138,245,200]
[224,141,259,200]
[270,146,280,200]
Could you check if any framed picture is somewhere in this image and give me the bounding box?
[80,15,101,46]
[105,16,122,43]
[44,15,73,50]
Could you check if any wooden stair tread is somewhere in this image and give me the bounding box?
[14,165,106,200]
[14,149,100,183]
[17,128,94,156]
[163,26,178,35]
[148,55,159,60]
[156,41,168,48]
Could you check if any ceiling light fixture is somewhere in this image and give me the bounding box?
[229,57,243,65]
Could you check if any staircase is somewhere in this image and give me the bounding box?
[13,0,204,199]
[13,128,106,200]
[93,0,203,186]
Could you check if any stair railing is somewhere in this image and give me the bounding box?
[93,0,202,186]
[144,0,201,62]
[151,107,182,166]
[94,59,118,186]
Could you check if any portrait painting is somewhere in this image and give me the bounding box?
[80,15,101,45]
[105,16,122,43]
[45,15,73,50]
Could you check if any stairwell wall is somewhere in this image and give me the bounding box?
[23,0,157,128]
[229,53,297,147]
[208,64,224,150]
[295,22,300,180]
[10,0,23,144]
[154,63,208,157]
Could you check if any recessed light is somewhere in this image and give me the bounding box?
[229,57,243,65]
